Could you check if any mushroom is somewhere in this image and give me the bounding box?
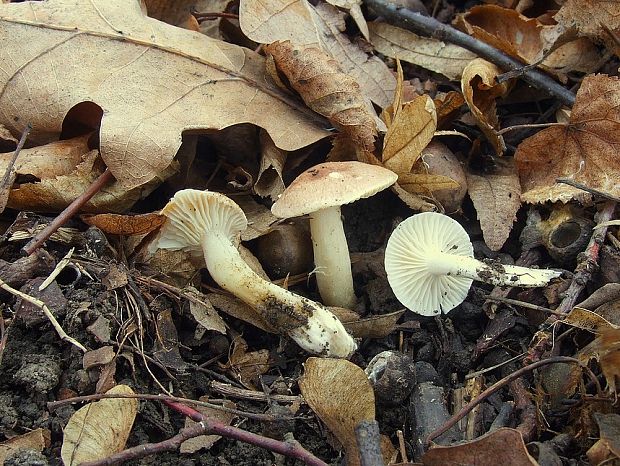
[384,212,561,316]
[271,161,398,308]
[152,189,357,358]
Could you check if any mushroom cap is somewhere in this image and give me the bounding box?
[384,212,473,316]
[155,189,247,252]
[271,161,398,218]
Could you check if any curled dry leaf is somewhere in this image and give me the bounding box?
[515,74,620,203]
[343,310,405,339]
[382,94,437,174]
[226,336,271,389]
[461,58,511,155]
[587,413,620,465]
[466,157,521,251]
[61,384,138,466]
[254,130,287,201]
[554,0,620,55]
[239,0,395,108]
[325,0,369,41]
[423,428,537,466]
[0,0,329,190]
[81,212,165,236]
[299,357,375,466]
[7,150,177,213]
[455,5,599,81]
[369,22,477,81]
[265,41,377,152]
[142,0,199,30]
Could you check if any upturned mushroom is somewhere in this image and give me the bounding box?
[271,161,398,308]
[384,212,561,316]
[151,189,357,358]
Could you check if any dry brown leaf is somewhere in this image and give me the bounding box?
[207,292,276,334]
[61,384,137,466]
[226,336,271,389]
[466,158,521,251]
[369,22,476,81]
[235,195,279,241]
[0,428,49,464]
[554,0,620,55]
[0,0,329,190]
[435,91,466,128]
[239,0,395,107]
[398,173,459,195]
[343,310,405,339]
[143,0,198,30]
[81,212,165,236]
[266,41,377,152]
[423,428,537,465]
[299,358,375,466]
[325,0,369,40]
[180,397,236,454]
[461,59,510,155]
[587,413,620,465]
[185,286,228,335]
[7,150,175,213]
[383,94,436,174]
[254,130,287,201]
[456,5,599,81]
[515,74,620,203]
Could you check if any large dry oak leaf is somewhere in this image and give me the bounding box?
[0,0,329,189]
[516,74,620,203]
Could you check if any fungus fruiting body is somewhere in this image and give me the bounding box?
[385,212,562,316]
[272,161,398,308]
[152,189,357,358]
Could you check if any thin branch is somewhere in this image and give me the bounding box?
[0,123,31,213]
[364,0,576,106]
[0,277,87,352]
[556,178,620,203]
[426,356,591,444]
[23,168,115,255]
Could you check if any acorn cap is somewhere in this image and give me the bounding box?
[155,189,247,252]
[271,161,398,218]
[384,212,473,316]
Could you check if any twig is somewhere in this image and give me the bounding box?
[484,295,565,316]
[47,392,293,422]
[364,0,576,106]
[355,420,384,466]
[0,277,87,352]
[556,178,620,203]
[22,168,115,255]
[426,356,590,444]
[77,400,328,466]
[209,380,302,404]
[0,123,31,213]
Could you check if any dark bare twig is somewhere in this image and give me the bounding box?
[426,356,593,444]
[23,168,115,255]
[355,420,385,466]
[556,178,620,203]
[364,0,576,107]
[78,399,327,466]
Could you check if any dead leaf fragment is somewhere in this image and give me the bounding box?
[423,428,537,465]
[180,397,237,453]
[299,357,375,466]
[226,336,271,389]
[0,428,49,465]
[0,0,329,190]
[81,212,165,236]
[516,74,620,203]
[143,0,198,30]
[383,94,437,174]
[61,384,137,466]
[254,130,287,201]
[343,310,405,339]
[587,413,620,465]
[239,0,395,107]
[326,0,369,40]
[369,22,476,80]
[461,59,510,154]
[466,158,521,251]
[266,41,377,152]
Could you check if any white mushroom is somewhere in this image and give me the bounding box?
[272,161,398,308]
[152,189,357,358]
[385,212,561,316]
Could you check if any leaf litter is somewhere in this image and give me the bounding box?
[0,0,619,465]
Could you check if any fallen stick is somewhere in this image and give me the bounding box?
[364,0,576,106]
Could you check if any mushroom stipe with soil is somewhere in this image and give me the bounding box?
[151,189,357,358]
[385,212,562,316]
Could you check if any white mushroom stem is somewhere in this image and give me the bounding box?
[201,230,357,358]
[309,206,356,308]
[428,252,561,287]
